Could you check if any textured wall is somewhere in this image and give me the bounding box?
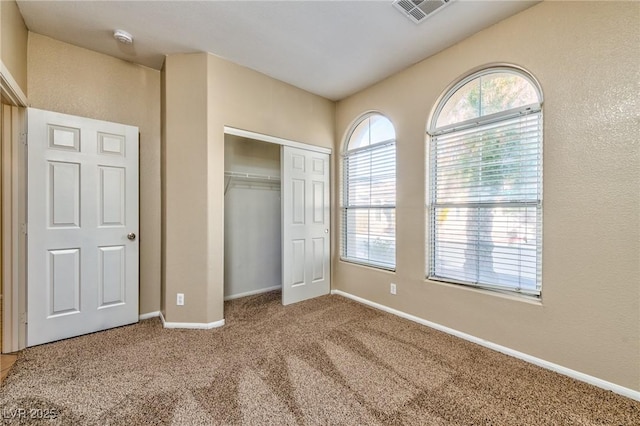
[0,0,28,95]
[334,1,640,391]
[28,33,162,315]
[162,53,209,323]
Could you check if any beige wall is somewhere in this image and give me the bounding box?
[28,33,162,315]
[0,0,28,96]
[162,53,210,322]
[334,1,640,391]
[162,52,334,323]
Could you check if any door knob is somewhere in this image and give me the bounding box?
[127,232,136,241]
[325,229,329,234]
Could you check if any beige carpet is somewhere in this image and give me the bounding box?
[0,291,638,425]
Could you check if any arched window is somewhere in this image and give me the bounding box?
[342,113,396,269]
[427,66,543,296]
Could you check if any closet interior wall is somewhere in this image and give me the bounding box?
[223,134,281,300]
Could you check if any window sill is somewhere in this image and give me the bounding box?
[425,277,543,306]
[339,258,396,273]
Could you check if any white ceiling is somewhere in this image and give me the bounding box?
[16,0,539,101]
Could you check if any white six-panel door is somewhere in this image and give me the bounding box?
[282,146,330,305]
[27,108,139,346]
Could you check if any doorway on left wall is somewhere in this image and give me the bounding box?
[1,101,25,383]
[1,102,26,356]
[1,100,4,355]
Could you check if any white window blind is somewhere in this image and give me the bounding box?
[428,106,542,296]
[342,115,396,269]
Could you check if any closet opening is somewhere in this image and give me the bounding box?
[223,127,331,310]
[224,134,282,301]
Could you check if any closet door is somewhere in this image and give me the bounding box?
[282,146,330,305]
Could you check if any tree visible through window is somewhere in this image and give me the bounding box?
[342,114,396,269]
[427,67,543,296]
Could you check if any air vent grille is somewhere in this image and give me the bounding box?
[393,0,451,24]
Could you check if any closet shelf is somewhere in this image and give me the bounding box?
[224,171,281,182]
[224,171,281,195]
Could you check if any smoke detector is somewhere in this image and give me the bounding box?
[113,29,133,45]
[393,0,452,24]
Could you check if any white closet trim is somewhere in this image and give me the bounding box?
[224,126,332,154]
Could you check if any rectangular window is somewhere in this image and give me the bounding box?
[428,112,542,296]
[342,141,396,270]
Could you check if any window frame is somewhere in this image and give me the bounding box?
[426,65,544,297]
[429,65,543,134]
[341,112,397,271]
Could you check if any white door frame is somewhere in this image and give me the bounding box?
[1,61,28,353]
[1,61,28,107]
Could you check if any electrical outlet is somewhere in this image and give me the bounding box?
[390,283,397,295]
[177,293,184,306]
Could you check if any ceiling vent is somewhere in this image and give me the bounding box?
[393,0,452,24]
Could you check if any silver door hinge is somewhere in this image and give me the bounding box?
[21,223,27,235]
[20,132,27,145]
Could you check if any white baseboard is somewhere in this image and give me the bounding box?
[139,311,160,320]
[331,289,640,402]
[159,311,225,330]
[224,285,281,301]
